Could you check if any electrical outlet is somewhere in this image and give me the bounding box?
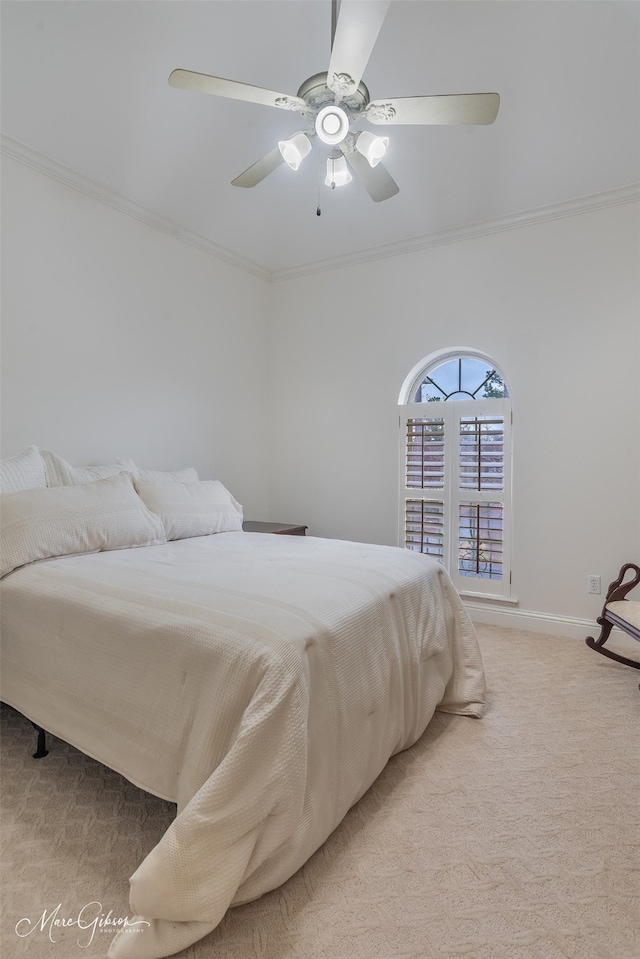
[587,575,601,595]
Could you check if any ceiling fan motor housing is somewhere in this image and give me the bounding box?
[297,72,370,123]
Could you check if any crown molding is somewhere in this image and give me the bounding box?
[271,183,640,283]
[0,135,271,283]
[3,134,638,285]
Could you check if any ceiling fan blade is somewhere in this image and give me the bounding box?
[169,69,305,112]
[344,149,399,202]
[365,92,500,125]
[327,1,390,99]
[231,147,285,188]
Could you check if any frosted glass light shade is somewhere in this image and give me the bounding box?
[325,155,352,187]
[355,131,389,167]
[315,106,349,145]
[278,132,312,171]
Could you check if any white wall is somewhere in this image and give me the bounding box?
[267,201,640,626]
[1,156,270,518]
[3,154,638,629]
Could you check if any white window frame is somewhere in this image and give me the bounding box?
[398,349,513,600]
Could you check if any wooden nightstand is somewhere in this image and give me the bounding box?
[243,521,307,536]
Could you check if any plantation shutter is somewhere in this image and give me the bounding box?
[399,398,511,597]
[402,414,449,566]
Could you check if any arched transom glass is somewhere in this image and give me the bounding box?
[413,357,509,403]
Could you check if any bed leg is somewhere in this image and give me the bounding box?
[31,723,49,759]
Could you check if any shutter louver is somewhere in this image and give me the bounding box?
[460,416,504,490]
[405,499,444,561]
[406,418,445,489]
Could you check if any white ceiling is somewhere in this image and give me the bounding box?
[2,0,639,277]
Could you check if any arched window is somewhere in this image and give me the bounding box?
[398,349,513,598]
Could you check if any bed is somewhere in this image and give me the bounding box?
[0,449,485,959]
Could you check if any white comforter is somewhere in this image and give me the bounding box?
[1,532,485,958]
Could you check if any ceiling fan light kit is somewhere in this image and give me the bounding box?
[325,154,352,189]
[169,0,500,203]
[278,132,313,171]
[355,130,389,167]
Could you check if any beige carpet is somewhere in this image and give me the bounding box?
[1,624,639,959]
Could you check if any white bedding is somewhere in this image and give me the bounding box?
[0,532,485,959]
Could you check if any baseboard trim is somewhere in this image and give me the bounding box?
[466,602,640,666]
[464,601,595,641]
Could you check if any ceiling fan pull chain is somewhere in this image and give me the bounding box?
[316,159,322,215]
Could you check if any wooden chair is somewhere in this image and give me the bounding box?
[585,563,640,669]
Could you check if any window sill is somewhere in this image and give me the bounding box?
[459,590,519,606]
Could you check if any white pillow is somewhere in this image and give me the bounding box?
[0,446,47,493]
[0,473,166,579]
[117,458,199,485]
[42,449,125,487]
[135,480,243,542]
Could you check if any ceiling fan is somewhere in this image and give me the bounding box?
[168,0,499,202]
